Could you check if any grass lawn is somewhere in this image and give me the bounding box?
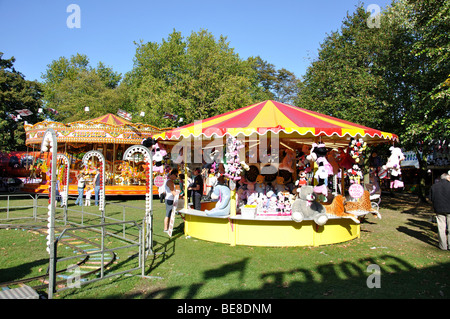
[0,191,449,299]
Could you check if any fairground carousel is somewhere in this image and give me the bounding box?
[154,100,400,247]
[23,113,172,196]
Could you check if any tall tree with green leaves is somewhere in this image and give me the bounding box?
[378,0,450,200]
[41,53,124,123]
[0,53,42,151]
[294,5,390,129]
[250,56,301,104]
[123,29,270,127]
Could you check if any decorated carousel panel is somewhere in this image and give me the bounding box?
[23,113,173,196]
[154,100,399,247]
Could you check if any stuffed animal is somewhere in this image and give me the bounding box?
[336,147,355,169]
[225,136,244,181]
[348,138,367,163]
[279,149,296,173]
[273,175,286,194]
[205,184,231,216]
[255,174,265,194]
[151,143,167,174]
[347,164,363,184]
[291,185,328,225]
[322,195,359,222]
[382,146,405,189]
[314,165,329,197]
[297,170,308,187]
[307,142,334,186]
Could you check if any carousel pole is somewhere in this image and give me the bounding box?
[41,128,57,299]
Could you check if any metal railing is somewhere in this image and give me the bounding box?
[0,193,152,298]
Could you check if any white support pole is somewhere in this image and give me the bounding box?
[41,128,57,299]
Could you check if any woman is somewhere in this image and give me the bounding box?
[164,169,179,233]
[74,173,85,206]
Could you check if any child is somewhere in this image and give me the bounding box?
[85,185,93,206]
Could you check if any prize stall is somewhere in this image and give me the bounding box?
[23,113,172,196]
[154,100,399,247]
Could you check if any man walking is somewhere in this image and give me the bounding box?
[430,173,450,250]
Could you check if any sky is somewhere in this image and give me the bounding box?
[1,0,392,83]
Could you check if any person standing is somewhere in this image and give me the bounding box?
[430,173,450,250]
[93,168,101,206]
[188,167,203,210]
[75,173,85,206]
[164,169,179,233]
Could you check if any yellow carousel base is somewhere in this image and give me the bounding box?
[181,203,360,247]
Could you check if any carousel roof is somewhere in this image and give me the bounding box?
[24,113,172,146]
[89,113,132,126]
[153,100,398,145]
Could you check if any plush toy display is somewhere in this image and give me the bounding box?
[205,184,231,216]
[151,143,167,174]
[347,164,363,184]
[307,143,333,193]
[225,136,245,181]
[381,146,405,189]
[335,147,355,169]
[348,138,367,163]
[291,185,328,225]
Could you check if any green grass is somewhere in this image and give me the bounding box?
[1,192,449,299]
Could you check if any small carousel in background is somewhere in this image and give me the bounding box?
[23,113,172,196]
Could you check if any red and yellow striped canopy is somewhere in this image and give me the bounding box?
[90,113,132,126]
[154,100,398,145]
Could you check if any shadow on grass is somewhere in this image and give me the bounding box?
[0,258,48,283]
[104,254,450,299]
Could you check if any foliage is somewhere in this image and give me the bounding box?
[294,6,389,129]
[250,56,301,104]
[0,53,42,152]
[41,53,124,123]
[382,0,450,150]
[123,29,271,127]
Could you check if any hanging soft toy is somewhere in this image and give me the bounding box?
[307,143,333,197]
[307,143,334,175]
[349,138,367,163]
[225,136,245,181]
[336,147,355,169]
[381,146,405,189]
[347,164,363,184]
[314,165,329,196]
[151,143,167,174]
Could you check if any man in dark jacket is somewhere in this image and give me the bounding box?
[430,173,450,250]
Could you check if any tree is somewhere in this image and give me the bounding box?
[378,0,450,200]
[250,56,301,104]
[41,53,124,123]
[123,29,270,127]
[294,5,390,129]
[0,53,42,151]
